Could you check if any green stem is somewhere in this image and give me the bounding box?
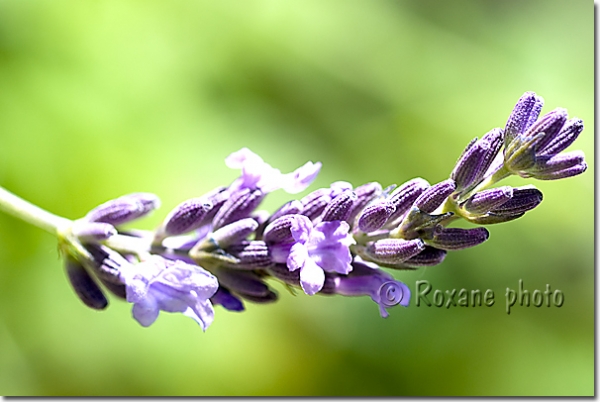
[0,186,71,235]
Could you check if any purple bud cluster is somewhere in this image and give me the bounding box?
[57,92,586,330]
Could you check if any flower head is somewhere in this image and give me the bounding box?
[120,256,219,329]
[271,214,355,295]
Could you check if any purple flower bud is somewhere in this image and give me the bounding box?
[504,91,544,146]
[386,178,430,223]
[214,267,274,298]
[300,188,332,220]
[65,258,108,310]
[464,186,513,215]
[426,226,489,250]
[211,287,245,312]
[269,200,304,222]
[160,198,213,237]
[321,190,358,222]
[346,182,383,223]
[210,218,258,249]
[402,246,447,268]
[491,187,542,215]
[225,240,272,269]
[71,221,117,242]
[504,108,569,173]
[263,214,297,244]
[451,128,504,193]
[530,151,587,180]
[538,118,584,157]
[525,108,569,150]
[357,200,396,233]
[212,188,264,230]
[413,179,456,213]
[96,193,159,224]
[364,238,425,264]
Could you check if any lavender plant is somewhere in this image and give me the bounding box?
[0,92,586,330]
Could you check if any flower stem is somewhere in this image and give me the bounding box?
[0,186,71,235]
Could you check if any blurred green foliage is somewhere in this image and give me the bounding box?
[0,0,593,396]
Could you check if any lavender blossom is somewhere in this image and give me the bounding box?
[226,147,321,194]
[271,215,355,295]
[120,256,219,329]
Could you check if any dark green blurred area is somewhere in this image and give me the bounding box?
[0,0,593,396]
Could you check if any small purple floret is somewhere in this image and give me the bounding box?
[120,256,218,329]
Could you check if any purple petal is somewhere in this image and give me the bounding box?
[281,161,322,194]
[299,259,325,296]
[287,242,308,271]
[290,214,313,243]
[132,297,160,327]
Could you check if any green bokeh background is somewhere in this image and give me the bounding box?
[0,0,593,396]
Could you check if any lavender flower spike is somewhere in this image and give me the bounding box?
[226,148,321,194]
[271,214,355,295]
[120,256,218,329]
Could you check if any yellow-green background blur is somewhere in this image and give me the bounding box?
[0,0,593,396]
